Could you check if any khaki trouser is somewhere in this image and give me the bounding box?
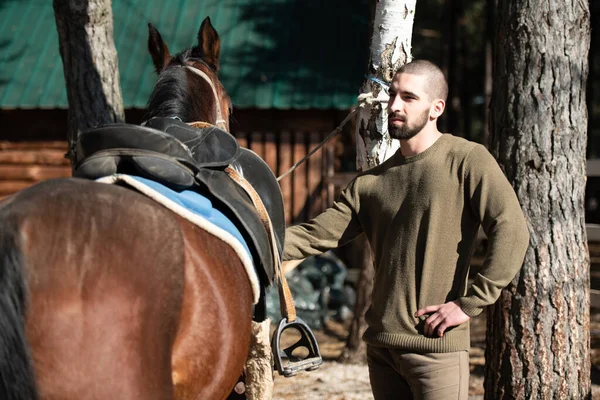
[367,345,469,400]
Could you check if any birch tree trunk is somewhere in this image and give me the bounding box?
[54,0,125,167]
[355,0,417,171]
[342,0,417,363]
[486,1,591,398]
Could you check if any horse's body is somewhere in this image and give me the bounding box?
[0,18,254,400]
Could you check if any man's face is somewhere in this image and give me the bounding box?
[387,73,432,140]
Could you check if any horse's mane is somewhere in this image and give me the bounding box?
[143,50,201,122]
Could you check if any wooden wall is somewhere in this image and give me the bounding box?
[0,141,71,198]
[0,109,354,223]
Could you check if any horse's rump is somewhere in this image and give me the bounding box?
[170,211,253,399]
[0,178,253,399]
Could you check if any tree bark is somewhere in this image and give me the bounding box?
[355,0,416,171]
[486,1,591,398]
[587,1,599,159]
[53,0,124,166]
[342,0,416,363]
[244,320,273,400]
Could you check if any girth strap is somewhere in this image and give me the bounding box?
[224,166,297,322]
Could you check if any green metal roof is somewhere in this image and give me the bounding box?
[0,0,369,110]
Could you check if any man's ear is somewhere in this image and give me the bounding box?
[430,99,446,119]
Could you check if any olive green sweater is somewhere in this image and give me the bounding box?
[283,134,529,353]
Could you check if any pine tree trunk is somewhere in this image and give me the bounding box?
[53,0,124,166]
[343,0,417,363]
[588,2,599,159]
[486,1,591,398]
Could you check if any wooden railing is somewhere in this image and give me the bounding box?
[233,131,336,225]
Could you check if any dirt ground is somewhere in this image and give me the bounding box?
[271,310,600,399]
[270,242,600,399]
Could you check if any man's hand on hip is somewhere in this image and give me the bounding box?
[415,301,470,338]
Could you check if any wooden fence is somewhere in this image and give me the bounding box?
[0,134,339,224]
[586,159,600,308]
[0,141,71,198]
[233,131,337,224]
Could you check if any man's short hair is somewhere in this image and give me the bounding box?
[395,60,448,102]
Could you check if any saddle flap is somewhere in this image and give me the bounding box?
[74,151,196,190]
[194,147,286,286]
[229,148,285,261]
[74,154,119,178]
[197,168,276,285]
[132,155,196,188]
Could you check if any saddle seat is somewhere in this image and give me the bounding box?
[74,118,284,288]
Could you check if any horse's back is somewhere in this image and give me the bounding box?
[1,178,186,399]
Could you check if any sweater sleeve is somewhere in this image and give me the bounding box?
[283,179,363,261]
[457,145,530,317]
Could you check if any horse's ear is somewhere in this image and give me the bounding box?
[197,17,221,71]
[148,23,172,74]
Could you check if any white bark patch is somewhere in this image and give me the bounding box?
[370,0,416,72]
[355,0,416,171]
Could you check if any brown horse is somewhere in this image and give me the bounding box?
[0,18,255,400]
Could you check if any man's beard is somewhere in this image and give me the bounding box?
[388,109,429,140]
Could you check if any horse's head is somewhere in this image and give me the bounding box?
[144,17,231,131]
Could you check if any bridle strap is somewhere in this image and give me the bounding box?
[185,65,228,131]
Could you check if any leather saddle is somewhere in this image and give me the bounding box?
[74,118,284,286]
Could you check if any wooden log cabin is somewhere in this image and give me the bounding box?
[0,0,370,224]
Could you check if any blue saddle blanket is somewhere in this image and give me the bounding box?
[118,175,253,259]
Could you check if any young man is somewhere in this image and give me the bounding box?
[282,60,530,399]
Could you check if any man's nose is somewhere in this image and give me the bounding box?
[388,95,403,113]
